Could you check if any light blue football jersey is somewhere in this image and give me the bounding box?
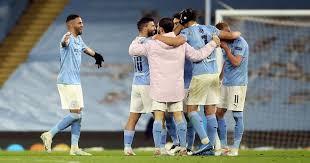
[57,33,87,84]
[180,24,220,76]
[222,36,249,86]
[132,37,150,85]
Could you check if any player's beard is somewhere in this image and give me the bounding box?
[76,27,83,35]
[147,29,156,37]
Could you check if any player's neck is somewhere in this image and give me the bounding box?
[138,32,148,37]
[69,30,78,38]
[187,21,198,27]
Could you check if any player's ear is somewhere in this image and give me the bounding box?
[159,27,164,34]
[66,21,72,28]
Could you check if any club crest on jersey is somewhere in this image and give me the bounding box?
[199,27,204,34]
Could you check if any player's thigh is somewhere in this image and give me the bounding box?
[227,86,247,111]
[216,85,229,109]
[129,85,144,113]
[205,74,220,105]
[57,84,84,110]
[167,101,183,113]
[152,100,168,113]
[186,74,210,105]
[140,85,153,113]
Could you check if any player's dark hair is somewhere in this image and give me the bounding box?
[179,8,197,25]
[216,22,229,30]
[173,12,181,19]
[66,14,80,23]
[159,18,174,33]
[137,17,154,32]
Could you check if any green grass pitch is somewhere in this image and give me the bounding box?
[0,150,309,163]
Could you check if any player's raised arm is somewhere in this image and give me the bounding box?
[61,32,71,48]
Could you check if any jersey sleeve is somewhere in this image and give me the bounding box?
[210,25,220,36]
[233,39,247,57]
[80,37,88,51]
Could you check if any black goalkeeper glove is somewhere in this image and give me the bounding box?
[93,52,104,68]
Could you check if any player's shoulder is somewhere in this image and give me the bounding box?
[180,28,190,35]
[200,24,216,30]
[235,36,248,46]
[137,36,152,44]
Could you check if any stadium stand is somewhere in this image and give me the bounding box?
[0,0,69,86]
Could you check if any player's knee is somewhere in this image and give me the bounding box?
[216,108,227,119]
[187,105,198,112]
[70,107,82,114]
[70,112,81,120]
[204,105,216,115]
[205,109,216,115]
[173,111,184,123]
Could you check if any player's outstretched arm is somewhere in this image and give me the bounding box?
[221,41,242,67]
[84,48,105,68]
[61,32,71,48]
[219,31,241,40]
[153,35,186,47]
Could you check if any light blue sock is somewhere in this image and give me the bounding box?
[152,120,162,148]
[49,113,81,137]
[124,130,135,148]
[206,114,218,146]
[71,116,82,146]
[186,121,196,150]
[232,111,244,149]
[166,113,179,145]
[160,128,167,148]
[176,120,187,148]
[217,117,228,147]
[188,112,208,141]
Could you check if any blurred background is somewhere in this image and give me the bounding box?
[0,0,309,151]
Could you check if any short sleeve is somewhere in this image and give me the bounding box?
[233,39,246,56]
[210,25,220,36]
[80,37,88,51]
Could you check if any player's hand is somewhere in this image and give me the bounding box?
[152,34,160,40]
[212,34,221,47]
[93,52,104,68]
[62,32,71,47]
[220,41,229,49]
